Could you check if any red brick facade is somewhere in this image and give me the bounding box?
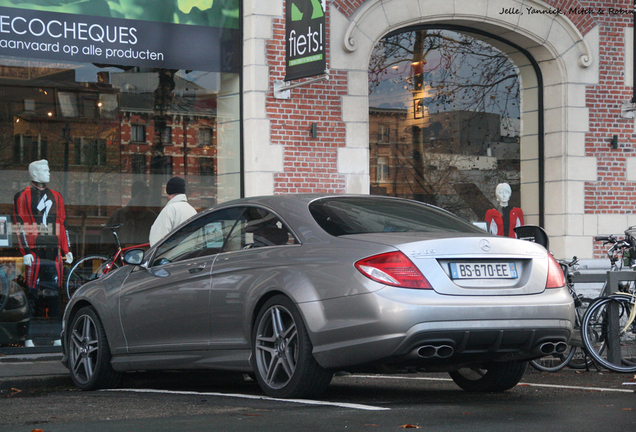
[263,0,636,258]
[267,10,347,194]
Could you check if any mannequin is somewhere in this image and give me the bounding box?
[484,183,524,238]
[13,160,72,325]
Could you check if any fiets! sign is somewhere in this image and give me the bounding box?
[285,0,326,81]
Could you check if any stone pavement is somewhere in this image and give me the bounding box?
[0,352,71,393]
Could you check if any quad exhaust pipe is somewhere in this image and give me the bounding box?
[539,341,568,355]
[414,341,566,359]
[417,345,454,359]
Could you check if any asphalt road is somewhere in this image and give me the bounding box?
[2,368,635,432]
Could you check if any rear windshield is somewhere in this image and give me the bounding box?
[309,197,484,236]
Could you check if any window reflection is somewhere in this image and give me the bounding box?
[369,29,525,224]
[0,57,241,349]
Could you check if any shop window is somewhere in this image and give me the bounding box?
[162,127,172,145]
[0,1,242,352]
[198,128,213,147]
[81,94,100,118]
[376,157,389,182]
[13,134,47,164]
[378,124,390,144]
[74,138,106,166]
[75,181,106,217]
[131,154,147,179]
[58,92,79,117]
[131,125,146,143]
[199,158,216,186]
[368,28,533,225]
[151,154,173,180]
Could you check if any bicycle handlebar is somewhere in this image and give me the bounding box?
[595,234,616,243]
[101,223,124,231]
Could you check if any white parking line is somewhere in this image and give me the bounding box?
[348,374,636,393]
[103,388,390,411]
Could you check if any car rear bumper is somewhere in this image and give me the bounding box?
[302,286,575,369]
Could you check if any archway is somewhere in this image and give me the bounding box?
[331,0,597,257]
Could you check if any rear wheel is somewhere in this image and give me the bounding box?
[65,255,115,300]
[67,306,122,390]
[449,361,527,392]
[252,295,332,398]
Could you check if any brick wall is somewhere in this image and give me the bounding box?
[262,0,635,258]
[266,10,347,194]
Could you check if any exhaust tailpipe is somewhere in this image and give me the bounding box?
[417,345,454,359]
[540,342,568,355]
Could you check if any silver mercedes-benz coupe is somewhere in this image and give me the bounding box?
[61,194,574,398]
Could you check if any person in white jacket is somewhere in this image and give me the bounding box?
[149,177,197,247]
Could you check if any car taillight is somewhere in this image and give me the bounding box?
[355,251,432,289]
[546,253,566,288]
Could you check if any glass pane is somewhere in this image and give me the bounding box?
[369,29,526,226]
[0,59,241,350]
[309,196,483,236]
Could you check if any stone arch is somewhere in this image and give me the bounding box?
[330,0,599,258]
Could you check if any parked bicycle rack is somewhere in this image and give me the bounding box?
[572,270,636,365]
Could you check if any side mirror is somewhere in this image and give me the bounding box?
[513,225,550,250]
[123,249,145,266]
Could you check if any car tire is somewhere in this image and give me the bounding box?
[449,361,527,392]
[252,295,333,398]
[67,306,122,390]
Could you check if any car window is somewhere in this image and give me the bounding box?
[223,206,296,252]
[152,208,243,266]
[309,197,484,236]
[151,206,295,266]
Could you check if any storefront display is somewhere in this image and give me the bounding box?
[0,0,242,351]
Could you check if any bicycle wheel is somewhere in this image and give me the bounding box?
[65,255,117,300]
[568,297,596,370]
[529,345,576,372]
[581,296,636,373]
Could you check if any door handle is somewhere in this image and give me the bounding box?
[188,263,207,274]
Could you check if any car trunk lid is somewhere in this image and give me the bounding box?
[342,232,550,296]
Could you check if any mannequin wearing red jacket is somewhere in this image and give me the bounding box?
[13,160,72,325]
[485,183,524,238]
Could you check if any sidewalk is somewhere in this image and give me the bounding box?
[0,352,71,393]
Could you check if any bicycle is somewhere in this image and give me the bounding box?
[529,256,595,372]
[581,227,636,373]
[64,224,149,300]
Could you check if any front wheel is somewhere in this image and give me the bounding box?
[65,255,115,300]
[449,361,527,392]
[581,296,636,373]
[252,295,333,398]
[67,306,122,390]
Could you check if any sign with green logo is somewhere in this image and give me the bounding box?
[285,0,326,81]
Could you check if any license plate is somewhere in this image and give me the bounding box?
[449,262,518,279]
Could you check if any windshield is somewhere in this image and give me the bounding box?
[309,197,484,236]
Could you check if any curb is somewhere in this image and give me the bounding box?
[0,374,73,393]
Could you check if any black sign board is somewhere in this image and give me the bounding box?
[0,6,240,73]
[285,0,326,81]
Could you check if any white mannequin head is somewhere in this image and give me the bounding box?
[28,160,50,184]
[495,183,512,207]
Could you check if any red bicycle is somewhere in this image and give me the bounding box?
[64,223,149,300]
